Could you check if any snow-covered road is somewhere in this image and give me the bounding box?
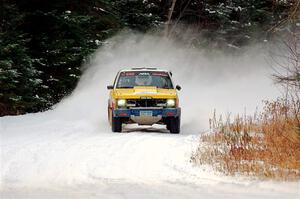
[1,34,299,198]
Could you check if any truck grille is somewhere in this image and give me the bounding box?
[127,99,166,107]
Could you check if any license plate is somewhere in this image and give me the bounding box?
[140,111,153,116]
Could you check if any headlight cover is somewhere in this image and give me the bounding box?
[117,99,126,107]
[166,99,176,107]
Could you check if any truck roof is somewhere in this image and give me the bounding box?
[119,67,170,73]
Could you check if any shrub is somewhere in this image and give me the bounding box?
[192,98,300,180]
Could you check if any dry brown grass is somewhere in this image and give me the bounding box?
[191,98,300,180]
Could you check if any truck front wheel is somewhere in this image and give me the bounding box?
[169,117,180,134]
[112,116,122,132]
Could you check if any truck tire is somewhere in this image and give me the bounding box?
[112,116,122,132]
[169,117,180,134]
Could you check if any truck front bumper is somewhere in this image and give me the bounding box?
[113,107,181,118]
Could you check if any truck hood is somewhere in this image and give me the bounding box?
[113,86,177,99]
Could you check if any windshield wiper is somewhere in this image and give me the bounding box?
[117,86,133,89]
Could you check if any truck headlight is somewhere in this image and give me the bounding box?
[166,99,176,107]
[117,99,126,107]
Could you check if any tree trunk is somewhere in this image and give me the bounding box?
[0,0,4,31]
[165,0,177,37]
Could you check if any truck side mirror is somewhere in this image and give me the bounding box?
[107,85,114,90]
[176,85,181,91]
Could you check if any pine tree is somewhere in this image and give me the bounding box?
[0,3,44,115]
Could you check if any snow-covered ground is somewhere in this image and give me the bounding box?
[1,114,300,199]
[1,34,299,198]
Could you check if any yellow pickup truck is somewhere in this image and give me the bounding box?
[107,68,181,133]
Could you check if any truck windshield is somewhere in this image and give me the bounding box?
[116,71,173,89]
